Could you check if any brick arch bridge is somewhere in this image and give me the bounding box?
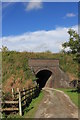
[28,59,69,88]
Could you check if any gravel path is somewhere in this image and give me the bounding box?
[35,87,78,118]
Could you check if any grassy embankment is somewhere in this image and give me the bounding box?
[2,51,78,92]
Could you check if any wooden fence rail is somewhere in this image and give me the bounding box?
[1,85,40,116]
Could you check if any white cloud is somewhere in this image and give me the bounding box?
[25,0,43,11]
[66,13,76,17]
[1,25,78,53]
[64,13,76,18]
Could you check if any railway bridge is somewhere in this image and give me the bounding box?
[28,59,69,89]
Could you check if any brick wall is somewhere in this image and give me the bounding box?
[28,59,59,67]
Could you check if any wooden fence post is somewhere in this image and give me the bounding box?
[23,88,26,105]
[31,88,33,99]
[17,88,22,116]
[12,88,14,99]
[30,88,32,99]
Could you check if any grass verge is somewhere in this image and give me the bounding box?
[23,91,44,118]
[57,88,79,107]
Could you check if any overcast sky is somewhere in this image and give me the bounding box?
[1,2,78,53]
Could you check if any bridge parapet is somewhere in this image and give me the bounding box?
[28,59,59,67]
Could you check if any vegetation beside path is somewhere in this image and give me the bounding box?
[6,91,44,118]
[57,88,79,107]
[23,91,44,118]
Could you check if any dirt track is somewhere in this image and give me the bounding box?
[35,87,78,118]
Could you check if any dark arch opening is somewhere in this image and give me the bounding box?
[36,70,52,89]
